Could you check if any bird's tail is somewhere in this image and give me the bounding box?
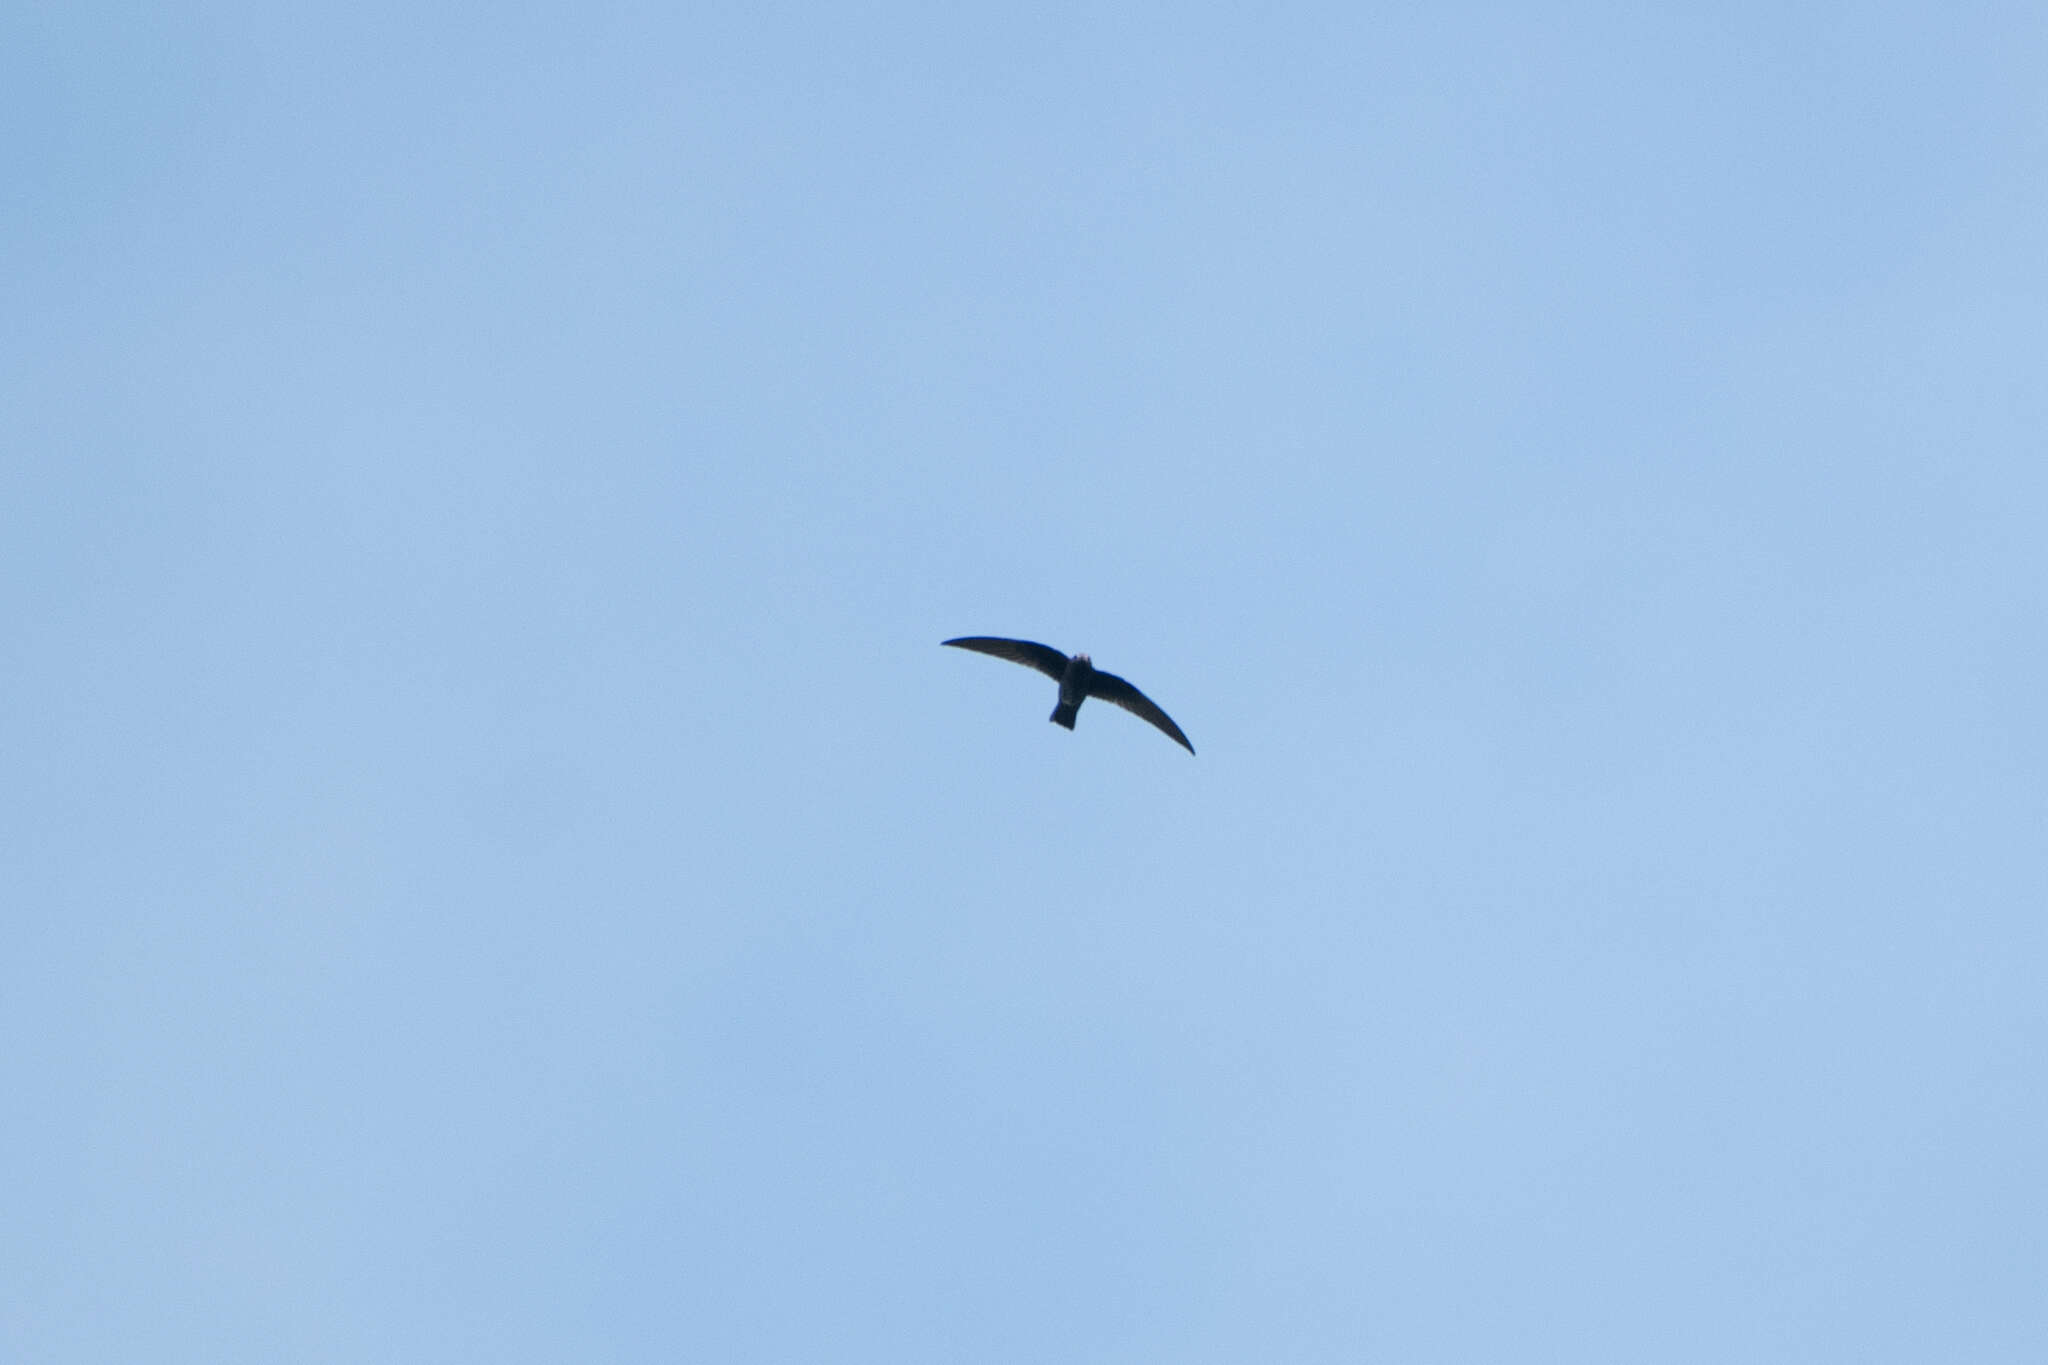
[1049,700,1078,730]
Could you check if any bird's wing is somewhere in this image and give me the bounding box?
[942,636,1070,681]
[1087,671,1196,754]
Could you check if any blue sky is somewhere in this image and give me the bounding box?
[6,3,2045,1360]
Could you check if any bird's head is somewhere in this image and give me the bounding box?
[1075,652,1091,665]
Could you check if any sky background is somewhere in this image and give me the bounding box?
[6,3,2046,1360]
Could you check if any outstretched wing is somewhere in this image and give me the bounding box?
[1087,670,1195,754]
[942,636,1070,681]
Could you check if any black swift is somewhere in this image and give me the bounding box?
[942,637,1195,754]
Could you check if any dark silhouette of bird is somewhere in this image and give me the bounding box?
[943,637,1195,754]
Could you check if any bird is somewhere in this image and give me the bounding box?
[943,636,1195,754]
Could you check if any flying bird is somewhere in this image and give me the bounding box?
[943,636,1195,754]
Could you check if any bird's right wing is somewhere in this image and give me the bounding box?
[942,636,1070,681]
[1087,670,1196,754]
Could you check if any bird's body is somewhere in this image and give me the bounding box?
[1050,652,1094,729]
[943,636,1194,754]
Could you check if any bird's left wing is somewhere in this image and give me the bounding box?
[1087,671,1196,754]
[941,636,1070,681]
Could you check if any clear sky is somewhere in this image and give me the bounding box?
[6,3,2045,1360]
